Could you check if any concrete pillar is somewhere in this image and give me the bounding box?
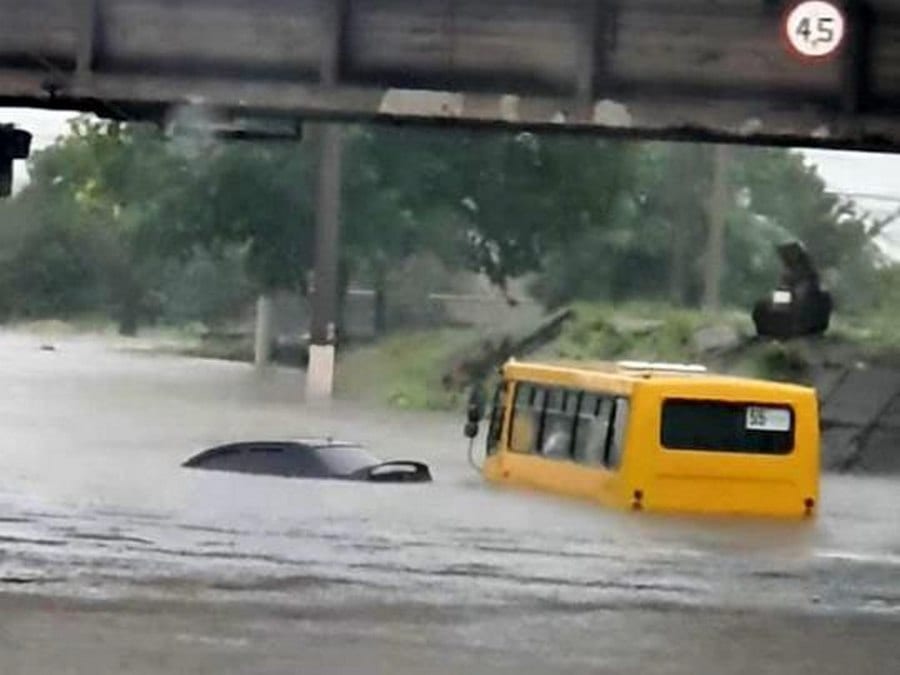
[254,293,273,368]
[307,343,336,399]
[306,123,343,400]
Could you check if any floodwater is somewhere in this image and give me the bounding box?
[0,330,899,674]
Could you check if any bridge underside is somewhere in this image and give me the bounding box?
[0,0,899,150]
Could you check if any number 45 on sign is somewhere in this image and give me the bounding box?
[783,1,846,60]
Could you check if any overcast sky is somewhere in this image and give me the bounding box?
[4,106,899,254]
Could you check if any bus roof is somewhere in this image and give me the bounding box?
[501,359,816,398]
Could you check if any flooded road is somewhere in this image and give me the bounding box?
[0,330,899,674]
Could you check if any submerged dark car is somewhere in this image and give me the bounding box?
[182,439,432,483]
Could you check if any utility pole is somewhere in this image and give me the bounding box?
[667,146,692,306]
[305,0,345,399]
[305,123,343,399]
[702,144,731,312]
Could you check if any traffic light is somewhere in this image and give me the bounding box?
[0,125,33,197]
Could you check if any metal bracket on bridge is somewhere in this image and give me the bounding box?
[0,125,32,197]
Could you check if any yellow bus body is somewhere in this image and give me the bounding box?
[482,360,820,519]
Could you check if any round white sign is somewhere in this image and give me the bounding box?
[783,1,846,59]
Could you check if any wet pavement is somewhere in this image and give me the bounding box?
[0,330,899,673]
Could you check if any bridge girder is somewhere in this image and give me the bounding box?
[0,0,898,149]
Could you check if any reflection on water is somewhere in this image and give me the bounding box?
[0,330,898,617]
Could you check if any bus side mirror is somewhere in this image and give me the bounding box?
[464,385,486,439]
[467,385,486,424]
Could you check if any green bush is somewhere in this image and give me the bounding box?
[0,213,105,320]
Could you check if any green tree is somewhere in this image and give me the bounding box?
[528,142,884,313]
[126,131,316,296]
[4,117,885,335]
[404,129,641,304]
[17,118,180,333]
[0,193,103,319]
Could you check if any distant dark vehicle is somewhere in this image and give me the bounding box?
[752,242,832,340]
[183,439,432,483]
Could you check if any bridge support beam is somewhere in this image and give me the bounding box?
[306,122,343,400]
[254,294,274,368]
[702,144,731,313]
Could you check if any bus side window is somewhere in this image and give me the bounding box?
[541,388,577,459]
[573,394,596,462]
[605,398,630,469]
[485,383,505,456]
[574,394,613,466]
[510,384,540,453]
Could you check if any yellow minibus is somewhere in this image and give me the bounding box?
[466,359,820,519]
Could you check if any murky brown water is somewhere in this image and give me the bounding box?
[1,329,899,673]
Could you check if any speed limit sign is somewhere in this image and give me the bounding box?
[783,1,847,60]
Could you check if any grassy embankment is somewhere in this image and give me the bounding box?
[10,302,900,412]
[335,303,752,411]
[334,301,900,411]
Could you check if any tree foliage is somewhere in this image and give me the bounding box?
[0,117,888,334]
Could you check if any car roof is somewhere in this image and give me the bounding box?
[289,438,363,450]
[502,359,816,396]
[182,438,378,478]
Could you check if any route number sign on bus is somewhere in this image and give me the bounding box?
[746,406,792,433]
[783,1,846,60]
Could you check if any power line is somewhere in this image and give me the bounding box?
[827,191,900,204]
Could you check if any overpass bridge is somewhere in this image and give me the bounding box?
[2,0,899,396]
[0,0,899,149]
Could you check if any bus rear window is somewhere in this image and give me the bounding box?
[661,399,794,455]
